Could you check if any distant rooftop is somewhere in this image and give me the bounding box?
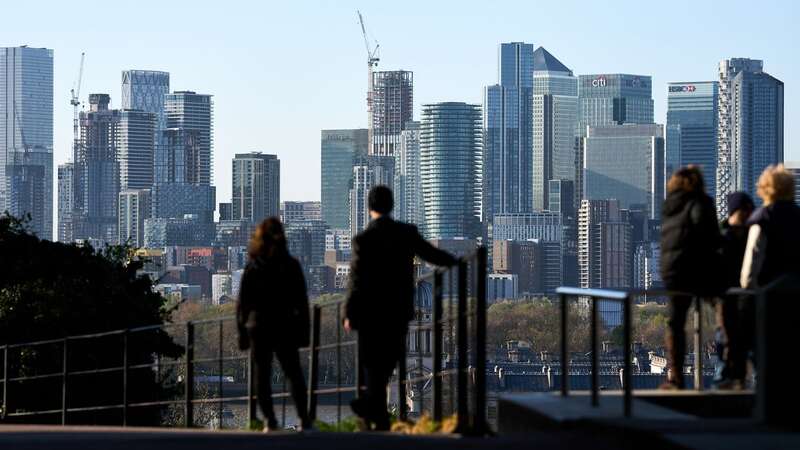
[533,47,572,75]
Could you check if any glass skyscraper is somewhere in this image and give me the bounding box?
[0,46,54,239]
[57,162,74,242]
[394,121,424,230]
[320,129,368,230]
[578,74,654,133]
[420,103,482,240]
[666,81,718,194]
[484,42,534,219]
[161,91,213,186]
[716,58,783,213]
[532,47,577,210]
[583,124,665,220]
[121,70,169,178]
[231,152,280,223]
[118,110,156,190]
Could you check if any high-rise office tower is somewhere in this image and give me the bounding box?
[394,121,424,229]
[484,42,534,219]
[578,199,631,290]
[369,71,413,156]
[0,46,54,239]
[118,110,156,190]
[577,74,654,201]
[532,47,578,210]
[583,124,665,219]
[121,70,169,177]
[549,179,578,286]
[151,91,215,239]
[118,188,151,247]
[491,212,563,292]
[666,82,718,193]
[160,91,213,185]
[321,129,368,229]
[420,103,483,240]
[716,58,784,215]
[57,162,74,242]
[349,155,394,236]
[73,94,121,245]
[231,152,280,223]
[578,74,654,132]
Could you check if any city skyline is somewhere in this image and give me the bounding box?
[1,1,796,210]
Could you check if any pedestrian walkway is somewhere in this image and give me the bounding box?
[0,424,652,450]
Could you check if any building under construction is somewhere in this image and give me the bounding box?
[369,70,414,156]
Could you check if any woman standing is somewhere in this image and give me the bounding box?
[660,166,723,389]
[237,218,311,431]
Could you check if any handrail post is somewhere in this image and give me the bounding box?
[307,305,321,422]
[185,322,194,428]
[560,293,569,396]
[247,347,256,425]
[432,270,443,423]
[122,330,129,426]
[694,297,703,391]
[623,295,632,418]
[61,338,68,425]
[217,320,224,429]
[397,345,407,421]
[455,259,468,432]
[473,247,488,434]
[591,297,599,407]
[2,345,8,420]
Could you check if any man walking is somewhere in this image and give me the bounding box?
[344,185,457,430]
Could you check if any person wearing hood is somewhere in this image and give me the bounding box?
[660,166,723,389]
[237,217,311,432]
[716,192,754,389]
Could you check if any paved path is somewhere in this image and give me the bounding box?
[0,425,655,450]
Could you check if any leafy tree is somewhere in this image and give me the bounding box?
[0,214,181,425]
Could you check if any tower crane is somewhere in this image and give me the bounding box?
[70,52,85,160]
[357,11,380,114]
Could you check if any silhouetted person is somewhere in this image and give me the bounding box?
[716,192,754,389]
[237,218,311,432]
[345,185,457,430]
[660,166,723,389]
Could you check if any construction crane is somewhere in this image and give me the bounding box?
[70,52,85,160]
[357,10,379,115]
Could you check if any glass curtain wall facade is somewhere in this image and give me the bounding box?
[583,124,665,220]
[666,81,718,194]
[395,121,424,230]
[118,110,156,190]
[161,91,213,185]
[321,129,368,229]
[420,103,483,240]
[532,47,577,210]
[121,70,169,182]
[0,46,54,239]
[232,152,280,223]
[483,42,534,220]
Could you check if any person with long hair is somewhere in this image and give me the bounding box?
[660,166,723,389]
[237,217,311,432]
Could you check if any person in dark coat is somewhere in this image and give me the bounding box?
[716,192,754,388]
[344,185,457,431]
[237,218,311,432]
[660,166,723,389]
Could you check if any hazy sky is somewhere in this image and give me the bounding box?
[2,0,797,205]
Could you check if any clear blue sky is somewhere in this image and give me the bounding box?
[2,0,797,204]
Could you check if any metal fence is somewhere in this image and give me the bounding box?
[0,248,488,434]
[556,285,762,418]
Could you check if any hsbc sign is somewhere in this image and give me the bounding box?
[669,85,696,93]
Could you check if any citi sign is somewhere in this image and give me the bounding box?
[591,76,607,87]
[669,85,696,93]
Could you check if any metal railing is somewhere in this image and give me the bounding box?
[0,248,488,434]
[398,247,488,435]
[556,285,760,418]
